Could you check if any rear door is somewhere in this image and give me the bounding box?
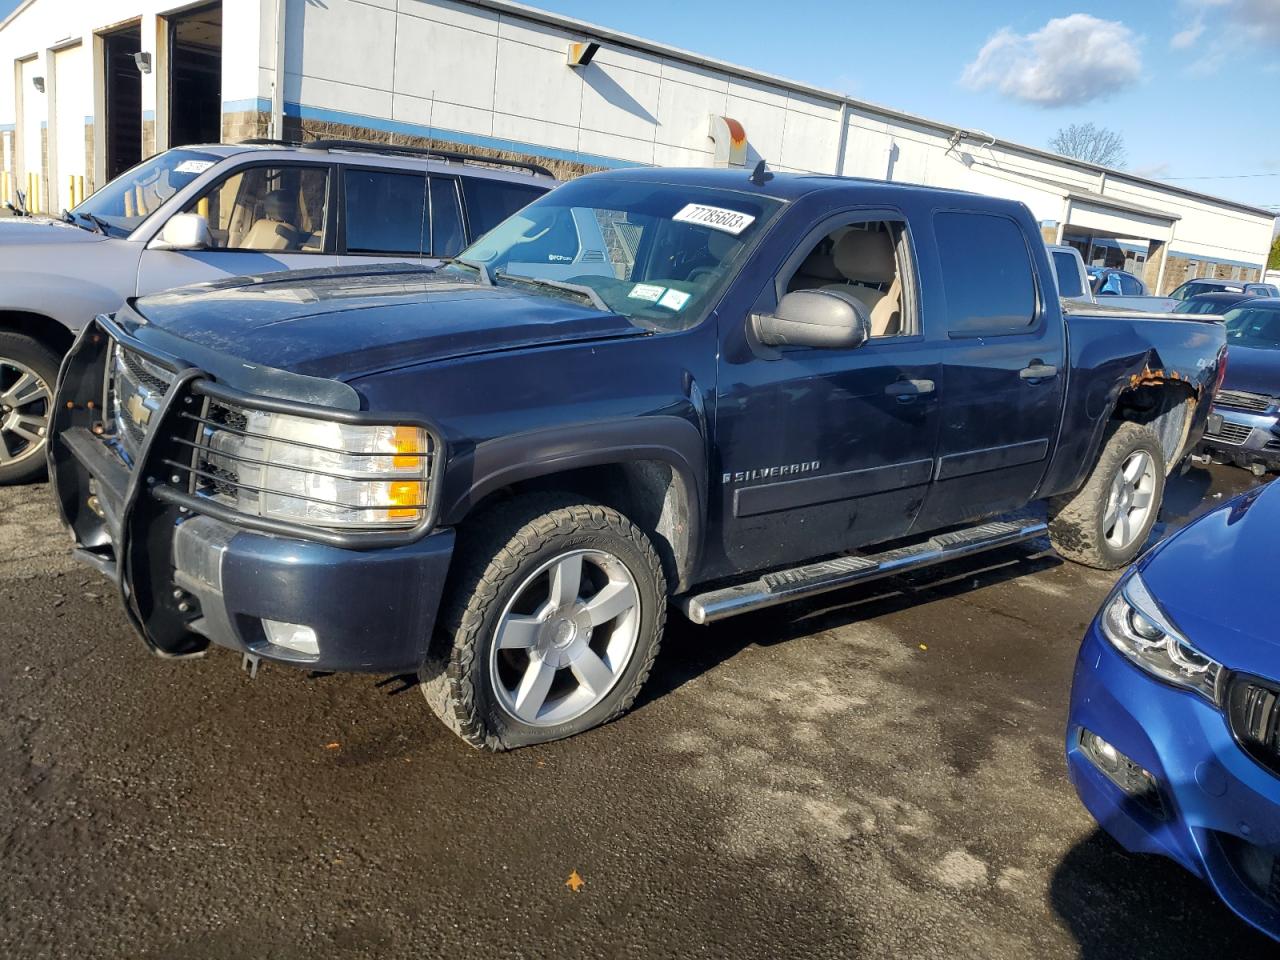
[335,167,468,269]
[136,161,338,294]
[911,209,1065,532]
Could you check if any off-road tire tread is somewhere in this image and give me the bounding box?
[1048,420,1165,570]
[0,332,61,485]
[420,494,666,751]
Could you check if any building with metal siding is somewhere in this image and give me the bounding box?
[2,0,1274,291]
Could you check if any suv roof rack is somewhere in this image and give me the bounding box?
[238,137,556,179]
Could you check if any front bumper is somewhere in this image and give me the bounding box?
[1198,406,1280,472]
[48,318,454,674]
[1067,626,1280,941]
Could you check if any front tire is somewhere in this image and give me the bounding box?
[1049,421,1165,570]
[421,496,667,750]
[0,333,59,485]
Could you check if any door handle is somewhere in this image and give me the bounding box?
[885,379,936,399]
[1019,363,1058,381]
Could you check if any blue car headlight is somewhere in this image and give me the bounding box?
[1100,572,1223,703]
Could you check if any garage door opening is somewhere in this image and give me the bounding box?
[102,23,142,181]
[167,2,222,148]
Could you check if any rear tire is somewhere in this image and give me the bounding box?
[1048,421,1165,570]
[0,333,60,485]
[420,495,667,750]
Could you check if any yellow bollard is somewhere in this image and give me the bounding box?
[135,184,147,217]
[197,196,209,220]
[1,170,8,206]
[77,175,85,206]
[68,175,75,211]
[124,188,134,218]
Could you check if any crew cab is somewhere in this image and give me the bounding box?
[0,139,553,484]
[49,167,1226,750]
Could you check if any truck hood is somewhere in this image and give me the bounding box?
[1140,483,1280,677]
[0,216,111,246]
[1220,344,1280,397]
[127,265,647,380]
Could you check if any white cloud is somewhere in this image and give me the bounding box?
[961,14,1144,108]
[1172,0,1280,70]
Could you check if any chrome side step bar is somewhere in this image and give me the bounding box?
[678,518,1048,625]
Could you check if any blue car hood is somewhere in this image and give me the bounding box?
[1221,344,1280,398]
[1140,483,1279,677]
[127,265,645,380]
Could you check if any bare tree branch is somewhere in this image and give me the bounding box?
[1048,123,1127,168]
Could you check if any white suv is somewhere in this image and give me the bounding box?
[0,140,555,482]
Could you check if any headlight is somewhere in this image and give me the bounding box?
[1100,572,1222,702]
[199,405,432,529]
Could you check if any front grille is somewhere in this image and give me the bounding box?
[108,345,174,462]
[1216,389,1274,413]
[1205,419,1254,446]
[1225,674,1280,777]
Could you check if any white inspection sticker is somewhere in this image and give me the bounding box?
[175,160,216,175]
[658,288,691,311]
[628,283,666,302]
[672,203,756,235]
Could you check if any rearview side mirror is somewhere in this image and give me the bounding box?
[150,212,212,251]
[753,289,871,349]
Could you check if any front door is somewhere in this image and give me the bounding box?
[911,209,1065,532]
[711,212,941,577]
[136,162,338,296]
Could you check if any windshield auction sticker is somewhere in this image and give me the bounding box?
[672,204,756,235]
[628,283,666,302]
[659,289,691,311]
[175,160,216,175]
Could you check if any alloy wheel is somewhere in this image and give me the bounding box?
[489,548,642,726]
[0,358,52,467]
[1103,449,1156,550]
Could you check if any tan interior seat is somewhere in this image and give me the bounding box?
[822,230,902,336]
[240,191,302,252]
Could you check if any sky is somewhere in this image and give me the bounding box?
[2,0,1276,212]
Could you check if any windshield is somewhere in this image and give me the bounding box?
[449,178,784,330]
[1224,307,1280,349]
[72,148,220,238]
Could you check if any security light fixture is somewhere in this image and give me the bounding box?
[133,52,152,74]
[31,76,45,93]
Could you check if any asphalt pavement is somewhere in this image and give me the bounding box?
[2,464,1275,959]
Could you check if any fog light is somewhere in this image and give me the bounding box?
[262,619,319,656]
[1080,729,1165,818]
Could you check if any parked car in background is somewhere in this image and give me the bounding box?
[1047,244,1093,302]
[0,140,555,483]
[1067,479,1280,943]
[1086,267,1179,313]
[1173,291,1261,316]
[49,167,1225,750]
[1170,278,1280,301]
[1199,299,1280,475]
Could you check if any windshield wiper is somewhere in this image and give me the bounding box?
[439,257,493,286]
[492,271,609,312]
[77,211,110,235]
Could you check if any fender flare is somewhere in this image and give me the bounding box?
[440,415,708,587]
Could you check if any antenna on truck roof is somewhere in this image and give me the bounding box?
[749,159,773,186]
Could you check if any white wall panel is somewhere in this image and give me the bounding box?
[394,13,497,111]
[53,43,87,210]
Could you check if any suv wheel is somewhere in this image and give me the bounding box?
[1049,421,1165,570]
[0,333,59,485]
[421,496,667,750]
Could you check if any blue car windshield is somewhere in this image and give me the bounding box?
[449,178,784,331]
[73,148,220,238]
[1223,307,1280,349]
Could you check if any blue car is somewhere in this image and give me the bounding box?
[1067,480,1280,941]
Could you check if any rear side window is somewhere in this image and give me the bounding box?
[935,212,1037,335]
[429,177,466,258]
[1119,274,1142,295]
[343,169,426,255]
[462,178,548,238]
[1051,251,1085,298]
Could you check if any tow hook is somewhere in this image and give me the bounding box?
[242,652,263,679]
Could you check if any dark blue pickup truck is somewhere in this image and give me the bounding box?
[49,167,1226,749]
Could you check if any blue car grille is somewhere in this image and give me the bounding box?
[1215,390,1273,413]
[1225,674,1280,778]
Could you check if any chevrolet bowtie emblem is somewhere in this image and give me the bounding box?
[125,391,153,427]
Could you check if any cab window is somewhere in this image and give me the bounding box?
[187,165,330,253]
